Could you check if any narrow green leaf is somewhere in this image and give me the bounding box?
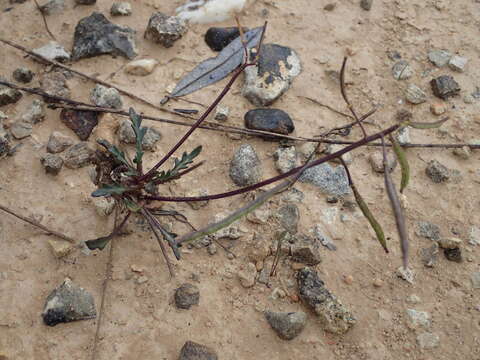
[92,184,127,197]
[123,198,142,212]
[85,235,112,250]
[409,117,448,129]
[389,135,410,193]
[96,139,133,169]
[352,184,389,253]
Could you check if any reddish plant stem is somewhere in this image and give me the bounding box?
[143,123,400,203]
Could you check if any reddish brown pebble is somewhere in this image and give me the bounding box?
[373,279,383,288]
[430,102,447,116]
[343,275,354,285]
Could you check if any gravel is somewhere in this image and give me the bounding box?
[264,310,307,340]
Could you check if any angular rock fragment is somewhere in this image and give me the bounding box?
[42,278,96,326]
[22,99,45,124]
[428,49,451,67]
[229,144,262,186]
[174,283,200,310]
[297,267,355,334]
[111,2,132,16]
[264,311,306,340]
[430,75,460,99]
[63,142,95,168]
[273,146,297,174]
[179,341,217,360]
[60,109,99,141]
[290,234,322,265]
[40,71,70,100]
[33,41,71,62]
[0,83,22,106]
[145,12,187,48]
[425,159,450,183]
[72,12,137,60]
[90,85,122,109]
[40,153,64,175]
[47,131,74,153]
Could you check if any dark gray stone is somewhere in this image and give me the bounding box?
[244,108,295,136]
[64,142,95,168]
[360,0,373,11]
[276,204,300,234]
[90,85,122,109]
[205,27,245,51]
[430,75,460,99]
[60,109,99,141]
[243,44,302,106]
[72,12,137,60]
[290,234,322,265]
[444,247,462,263]
[40,153,64,175]
[297,267,355,334]
[174,283,200,309]
[415,221,441,241]
[179,341,217,360]
[0,83,22,106]
[426,160,450,183]
[299,163,351,197]
[13,67,34,83]
[75,0,96,5]
[145,12,187,48]
[42,278,96,326]
[264,311,307,340]
[229,144,262,186]
[118,119,161,150]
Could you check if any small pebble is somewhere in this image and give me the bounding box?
[431,75,460,99]
[448,55,468,72]
[430,102,447,115]
[124,59,158,76]
[343,275,354,285]
[360,0,373,11]
[323,3,336,11]
[174,283,200,309]
[111,2,132,16]
[373,279,383,288]
[405,84,427,104]
[428,49,451,67]
[13,67,34,83]
[145,12,187,48]
[392,60,413,80]
[214,105,229,122]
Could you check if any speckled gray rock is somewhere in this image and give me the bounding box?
[299,163,350,197]
[175,283,200,309]
[33,41,71,62]
[369,151,397,173]
[118,119,161,150]
[229,144,262,186]
[47,131,74,153]
[91,85,122,109]
[60,109,99,141]
[64,142,95,168]
[448,55,468,72]
[243,44,302,106]
[0,118,11,158]
[264,311,307,340]
[10,121,32,139]
[13,67,34,83]
[428,49,451,67]
[430,75,460,99]
[426,160,450,183]
[274,146,297,174]
[111,2,132,16]
[72,12,137,60]
[290,234,322,265]
[405,84,427,104]
[313,225,336,251]
[179,341,217,360]
[416,333,439,349]
[145,12,187,48]
[282,187,304,203]
[40,71,70,100]
[392,60,413,80]
[421,242,439,267]
[40,153,64,175]
[276,204,300,234]
[22,99,45,124]
[297,267,355,334]
[406,309,431,329]
[244,108,295,136]
[42,278,96,326]
[415,221,440,241]
[40,0,65,15]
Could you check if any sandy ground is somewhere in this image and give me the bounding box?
[0,0,480,359]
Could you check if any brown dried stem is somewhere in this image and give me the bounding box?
[33,0,56,41]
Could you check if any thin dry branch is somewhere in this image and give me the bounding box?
[33,0,56,40]
[0,203,76,243]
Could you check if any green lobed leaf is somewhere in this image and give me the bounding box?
[123,198,142,212]
[153,146,202,183]
[92,184,128,197]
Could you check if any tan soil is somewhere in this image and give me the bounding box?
[0,0,479,359]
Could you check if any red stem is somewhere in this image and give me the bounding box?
[143,123,400,203]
